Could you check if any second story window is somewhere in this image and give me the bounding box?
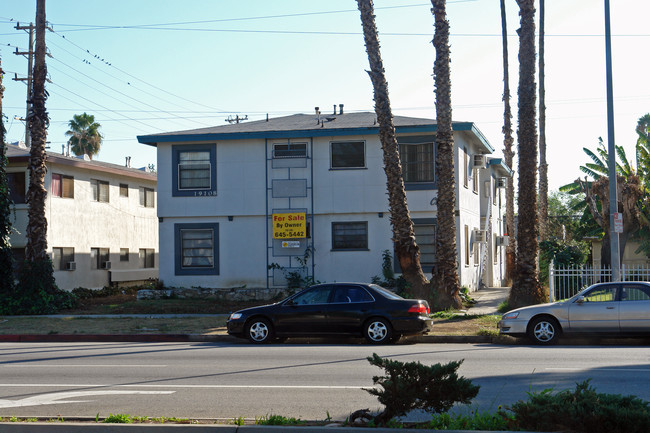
[330,141,365,169]
[120,183,129,197]
[7,172,26,204]
[52,173,74,198]
[91,179,109,203]
[273,142,306,158]
[139,187,155,208]
[172,144,217,197]
[400,142,434,183]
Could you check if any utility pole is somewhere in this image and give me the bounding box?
[604,0,620,282]
[13,22,35,147]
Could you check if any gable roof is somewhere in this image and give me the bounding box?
[137,112,494,153]
[5,143,157,182]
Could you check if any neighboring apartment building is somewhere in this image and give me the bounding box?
[137,111,510,291]
[6,142,158,290]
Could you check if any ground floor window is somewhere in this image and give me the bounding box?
[52,247,75,271]
[174,223,219,275]
[331,221,368,250]
[91,247,110,269]
[412,219,437,274]
[139,248,155,268]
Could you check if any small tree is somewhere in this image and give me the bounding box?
[365,353,479,425]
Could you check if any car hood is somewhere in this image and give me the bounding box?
[505,301,566,316]
[233,302,280,315]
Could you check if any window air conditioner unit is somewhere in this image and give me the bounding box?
[471,154,487,169]
[473,229,487,243]
[66,262,76,271]
[496,177,507,188]
[101,261,112,270]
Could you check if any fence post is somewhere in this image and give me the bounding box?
[549,262,555,302]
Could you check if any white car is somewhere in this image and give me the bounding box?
[498,281,650,344]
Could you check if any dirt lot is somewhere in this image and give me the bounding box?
[0,290,501,336]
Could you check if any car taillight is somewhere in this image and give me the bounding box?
[408,303,429,315]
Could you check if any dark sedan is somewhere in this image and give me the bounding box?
[227,282,433,344]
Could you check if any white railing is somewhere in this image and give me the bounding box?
[548,263,650,302]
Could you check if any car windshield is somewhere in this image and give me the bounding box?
[370,284,404,300]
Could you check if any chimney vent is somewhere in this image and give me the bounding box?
[339,104,344,115]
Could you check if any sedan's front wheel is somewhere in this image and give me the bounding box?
[246,318,274,343]
[364,318,393,344]
[528,316,560,345]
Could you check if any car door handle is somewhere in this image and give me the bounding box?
[606,306,615,309]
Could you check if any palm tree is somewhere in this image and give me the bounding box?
[538,0,548,241]
[356,0,430,301]
[562,139,645,267]
[509,0,546,308]
[635,113,650,178]
[65,113,103,159]
[500,0,516,283]
[25,0,49,266]
[431,0,462,309]
[0,57,15,295]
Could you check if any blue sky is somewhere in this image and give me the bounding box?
[1,0,649,192]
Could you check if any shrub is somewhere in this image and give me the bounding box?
[509,380,650,433]
[0,259,78,315]
[102,414,133,424]
[365,353,480,425]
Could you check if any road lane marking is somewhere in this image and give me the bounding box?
[0,384,366,389]
[0,391,175,409]
[2,365,167,368]
[545,367,650,372]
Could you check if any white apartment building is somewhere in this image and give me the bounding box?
[137,111,510,291]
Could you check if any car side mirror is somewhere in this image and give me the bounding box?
[576,296,586,304]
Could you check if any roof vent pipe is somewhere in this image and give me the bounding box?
[315,106,320,124]
[339,104,344,115]
[333,104,336,115]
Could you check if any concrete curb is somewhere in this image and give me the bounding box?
[0,333,511,344]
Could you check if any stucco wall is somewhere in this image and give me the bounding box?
[7,158,158,290]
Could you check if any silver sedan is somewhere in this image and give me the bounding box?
[498,281,650,344]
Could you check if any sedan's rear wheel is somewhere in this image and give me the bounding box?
[528,316,560,345]
[364,318,393,344]
[246,318,273,343]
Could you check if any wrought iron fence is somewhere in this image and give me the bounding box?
[548,264,650,302]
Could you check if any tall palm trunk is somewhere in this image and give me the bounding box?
[431,0,461,309]
[500,0,516,283]
[356,0,430,300]
[25,0,49,264]
[538,0,548,241]
[0,57,15,295]
[509,0,545,308]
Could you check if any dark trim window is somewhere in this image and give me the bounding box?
[413,220,437,272]
[174,223,219,275]
[330,141,365,169]
[90,247,110,269]
[91,179,109,203]
[400,142,434,183]
[332,222,368,250]
[120,183,129,197]
[463,148,469,188]
[172,144,217,197]
[7,172,27,204]
[52,173,74,198]
[139,186,155,208]
[120,248,129,262]
[52,247,74,271]
[273,142,307,158]
[139,248,155,268]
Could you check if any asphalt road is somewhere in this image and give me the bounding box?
[1,341,649,422]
